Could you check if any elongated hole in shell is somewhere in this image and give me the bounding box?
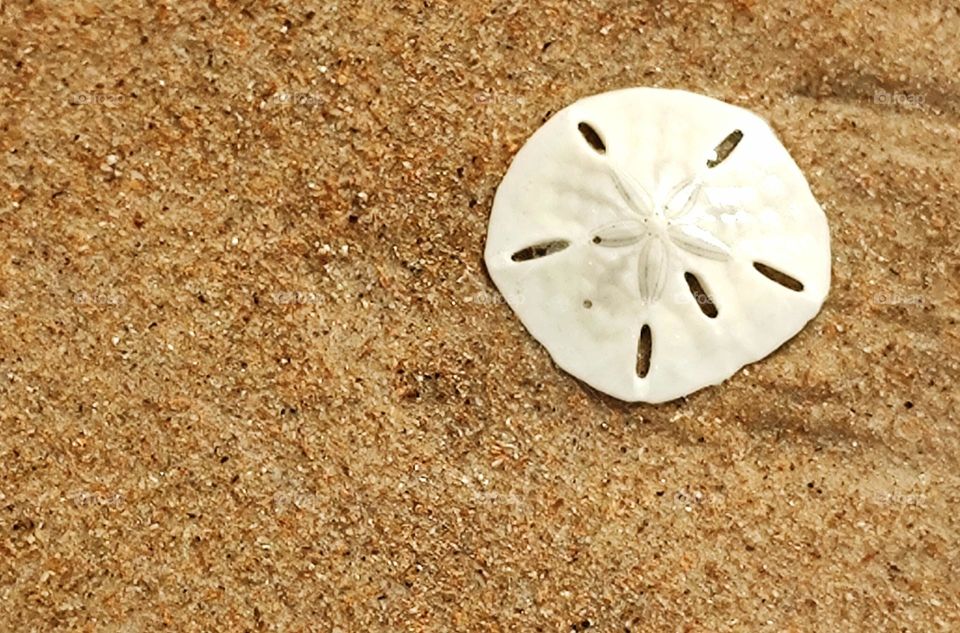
[706,129,743,168]
[577,122,606,154]
[510,239,571,262]
[684,272,718,318]
[753,262,804,292]
[636,324,652,378]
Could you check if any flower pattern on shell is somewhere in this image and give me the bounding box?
[590,165,731,303]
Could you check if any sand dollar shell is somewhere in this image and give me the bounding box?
[484,88,831,403]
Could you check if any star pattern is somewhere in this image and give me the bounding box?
[590,165,731,302]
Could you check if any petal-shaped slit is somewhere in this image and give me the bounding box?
[753,261,804,291]
[668,223,732,260]
[636,324,652,378]
[510,239,571,262]
[707,129,743,168]
[578,122,606,153]
[684,272,718,318]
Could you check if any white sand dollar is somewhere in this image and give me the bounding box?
[484,88,831,403]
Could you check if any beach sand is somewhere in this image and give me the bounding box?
[1,1,958,630]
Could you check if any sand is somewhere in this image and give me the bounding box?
[1,1,958,631]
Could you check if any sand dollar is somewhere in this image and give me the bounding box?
[484,87,831,403]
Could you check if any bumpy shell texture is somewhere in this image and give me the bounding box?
[484,88,831,403]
